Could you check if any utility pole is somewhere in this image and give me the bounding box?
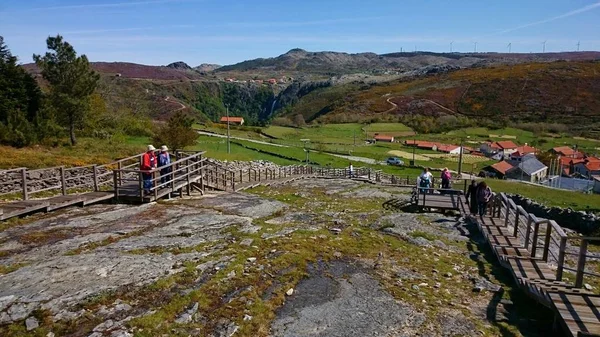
[225,104,231,154]
[458,138,464,175]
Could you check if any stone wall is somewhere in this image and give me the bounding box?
[0,167,112,196]
[507,194,600,235]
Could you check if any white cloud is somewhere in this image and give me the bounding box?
[24,0,201,11]
[495,1,600,35]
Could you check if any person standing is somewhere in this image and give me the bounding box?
[141,145,157,194]
[158,145,171,186]
[465,180,479,215]
[418,168,433,193]
[477,181,492,217]
[441,168,451,190]
[349,162,354,178]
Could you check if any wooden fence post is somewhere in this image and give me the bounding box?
[186,160,191,196]
[21,168,28,200]
[113,171,119,200]
[117,161,123,186]
[60,167,67,195]
[93,165,99,192]
[542,224,553,262]
[524,216,533,249]
[575,239,588,288]
[556,237,567,281]
[513,211,520,237]
[139,172,144,203]
[531,221,541,258]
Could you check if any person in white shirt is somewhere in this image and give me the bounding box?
[349,162,354,178]
[418,168,433,193]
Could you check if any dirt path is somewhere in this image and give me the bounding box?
[196,130,289,147]
[383,96,398,113]
[164,96,186,113]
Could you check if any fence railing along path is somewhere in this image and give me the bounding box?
[0,153,144,220]
[0,160,474,220]
[474,192,600,337]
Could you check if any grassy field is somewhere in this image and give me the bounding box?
[262,123,413,145]
[0,136,150,169]
[485,179,600,211]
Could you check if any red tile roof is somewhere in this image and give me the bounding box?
[514,145,536,155]
[495,141,519,150]
[374,134,394,141]
[585,162,600,172]
[220,117,244,123]
[490,161,515,175]
[437,144,460,153]
[553,146,575,156]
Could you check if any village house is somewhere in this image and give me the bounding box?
[481,141,519,159]
[482,160,514,179]
[551,146,585,159]
[505,154,548,183]
[509,144,537,161]
[482,153,548,182]
[572,157,600,178]
[403,140,462,153]
[220,116,245,125]
[374,134,394,142]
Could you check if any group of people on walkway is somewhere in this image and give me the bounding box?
[466,180,493,216]
[141,145,172,194]
[417,167,452,193]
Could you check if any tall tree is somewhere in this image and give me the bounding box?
[0,36,43,147]
[34,35,99,145]
[153,111,198,150]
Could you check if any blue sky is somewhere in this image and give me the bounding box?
[1,0,599,66]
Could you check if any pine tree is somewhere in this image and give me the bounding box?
[0,36,43,147]
[34,35,99,145]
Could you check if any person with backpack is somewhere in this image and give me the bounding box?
[141,145,157,194]
[477,181,493,217]
[418,168,433,193]
[158,145,171,186]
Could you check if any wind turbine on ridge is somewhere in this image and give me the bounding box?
[542,40,547,53]
[507,42,512,53]
[450,41,454,53]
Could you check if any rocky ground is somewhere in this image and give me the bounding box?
[0,178,554,336]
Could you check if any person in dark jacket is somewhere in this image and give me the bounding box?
[465,180,478,215]
[477,182,493,216]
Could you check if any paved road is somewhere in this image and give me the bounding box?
[327,153,385,165]
[196,131,289,147]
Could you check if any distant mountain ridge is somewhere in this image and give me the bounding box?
[216,48,600,75]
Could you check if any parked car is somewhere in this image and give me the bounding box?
[386,157,404,166]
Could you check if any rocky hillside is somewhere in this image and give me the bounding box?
[217,48,600,76]
[279,61,600,134]
[166,61,192,70]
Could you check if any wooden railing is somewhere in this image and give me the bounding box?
[0,153,146,201]
[112,151,207,202]
[490,192,600,289]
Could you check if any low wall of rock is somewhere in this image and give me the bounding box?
[0,167,113,196]
[507,194,600,235]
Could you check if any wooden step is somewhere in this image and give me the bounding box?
[508,258,555,280]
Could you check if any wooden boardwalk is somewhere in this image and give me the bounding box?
[471,193,600,337]
[411,185,468,213]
